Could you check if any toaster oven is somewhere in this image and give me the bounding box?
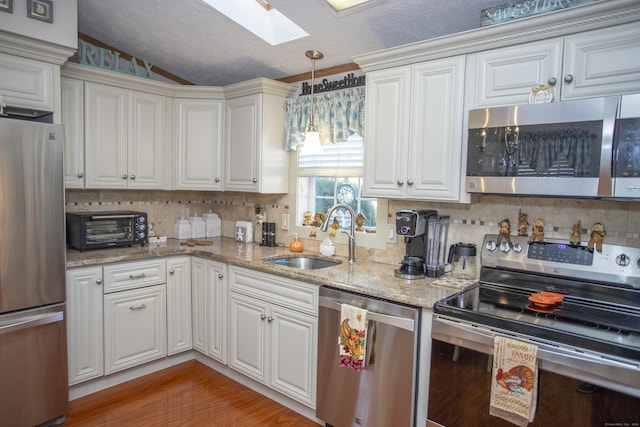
[66,211,148,251]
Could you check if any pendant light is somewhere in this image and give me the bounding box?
[301,49,324,155]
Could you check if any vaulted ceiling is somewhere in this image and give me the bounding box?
[78,0,500,85]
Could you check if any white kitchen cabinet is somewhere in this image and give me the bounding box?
[466,39,563,108]
[191,257,227,363]
[0,52,53,111]
[166,256,192,356]
[174,99,224,190]
[66,266,104,386]
[104,283,167,374]
[103,258,166,294]
[84,82,166,189]
[223,79,292,193]
[561,22,640,100]
[61,77,85,189]
[467,22,640,108]
[363,56,466,201]
[228,266,317,407]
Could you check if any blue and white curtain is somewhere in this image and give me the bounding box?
[284,86,365,151]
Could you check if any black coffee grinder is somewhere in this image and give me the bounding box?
[394,209,438,279]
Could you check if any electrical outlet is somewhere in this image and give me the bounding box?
[281,214,289,230]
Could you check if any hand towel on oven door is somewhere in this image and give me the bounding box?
[339,304,368,371]
[490,336,539,426]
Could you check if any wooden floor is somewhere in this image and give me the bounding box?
[61,361,320,427]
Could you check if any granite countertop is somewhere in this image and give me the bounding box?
[66,237,474,309]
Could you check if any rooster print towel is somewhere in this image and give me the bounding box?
[490,336,538,426]
[339,304,368,371]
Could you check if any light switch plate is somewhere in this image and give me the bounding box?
[281,214,289,230]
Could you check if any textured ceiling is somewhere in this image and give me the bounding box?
[78,0,500,86]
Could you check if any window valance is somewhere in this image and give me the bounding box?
[284,86,365,151]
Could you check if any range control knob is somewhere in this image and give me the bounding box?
[499,241,512,253]
[513,243,523,253]
[485,241,497,251]
[616,254,631,266]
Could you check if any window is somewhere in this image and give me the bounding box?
[285,84,389,250]
[296,135,377,231]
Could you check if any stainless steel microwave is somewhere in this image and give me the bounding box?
[66,211,148,251]
[613,93,640,198]
[465,96,620,198]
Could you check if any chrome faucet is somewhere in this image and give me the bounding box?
[321,203,356,263]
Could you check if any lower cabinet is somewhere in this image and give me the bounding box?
[167,256,192,355]
[66,256,318,411]
[228,266,318,408]
[191,257,227,363]
[66,266,104,386]
[104,284,167,374]
[66,259,169,384]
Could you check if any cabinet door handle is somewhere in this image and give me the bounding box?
[267,316,273,322]
[169,269,175,275]
[260,314,267,320]
[129,304,147,311]
[77,172,84,178]
[564,74,574,83]
[218,273,224,279]
[397,179,404,186]
[252,178,258,183]
[130,174,136,180]
[129,273,146,279]
[407,179,414,186]
[547,77,557,86]
[122,174,128,180]
[215,177,220,183]
[96,279,103,285]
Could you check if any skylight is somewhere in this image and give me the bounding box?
[324,0,383,15]
[202,0,309,46]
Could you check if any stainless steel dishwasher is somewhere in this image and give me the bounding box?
[316,286,421,427]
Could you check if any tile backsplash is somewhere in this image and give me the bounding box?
[66,190,640,266]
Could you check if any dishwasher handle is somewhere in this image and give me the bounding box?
[320,297,415,332]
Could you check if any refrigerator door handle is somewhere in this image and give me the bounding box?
[0,311,64,336]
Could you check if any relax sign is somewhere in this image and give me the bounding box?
[78,40,155,80]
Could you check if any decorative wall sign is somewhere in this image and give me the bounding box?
[27,0,52,23]
[300,72,365,96]
[78,39,155,80]
[481,0,597,27]
[0,0,13,14]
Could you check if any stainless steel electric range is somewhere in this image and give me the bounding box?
[428,234,640,427]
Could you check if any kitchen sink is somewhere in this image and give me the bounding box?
[263,256,341,270]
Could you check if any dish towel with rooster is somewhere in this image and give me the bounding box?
[490,336,539,426]
[339,303,368,371]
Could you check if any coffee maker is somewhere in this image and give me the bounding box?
[394,209,438,279]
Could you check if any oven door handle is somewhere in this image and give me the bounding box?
[91,214,136,220]
[432,316,640,370]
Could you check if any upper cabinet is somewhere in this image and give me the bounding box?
[84,82,168,189]
[562,23,640,100]
[0,52,53,111]
[363,56,466,201]
[61,77,85,189]
[223,79,293,193]
[466,22,640,108]
[174,97,224,191]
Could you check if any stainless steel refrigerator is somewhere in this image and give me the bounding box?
[0,118,68,426]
